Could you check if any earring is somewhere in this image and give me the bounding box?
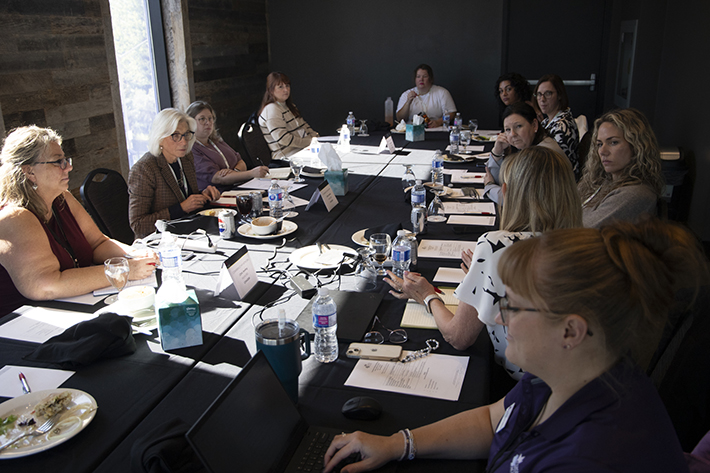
[564,345,570,349]
[32,183,38,191]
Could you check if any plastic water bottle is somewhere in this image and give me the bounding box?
[454,112,463,129]
[385,97,394,126]
[411,179,426,208]
[346,111,356,136]
[157,231,187,303]
[313,287,338,363]
[443,110,451,130]
[431,150,444,187]
[268,179,284,219]
[392,230,412,278]
[449,128,461,154]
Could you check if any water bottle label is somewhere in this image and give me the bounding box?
[412,193,425,204]
[393,247,410,262]
[161,254,180,269]
[269,191,283,201]
[432,160,443,169]
[314,313,336,328]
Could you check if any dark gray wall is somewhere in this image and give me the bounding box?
[267,0,504,134]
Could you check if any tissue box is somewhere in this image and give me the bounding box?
[157,289,203,350]
[324,168,349,196]
[406,124,425,142]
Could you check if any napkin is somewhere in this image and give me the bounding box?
[395,120,407,132]
[317,143,342,171]
[412,115,424,126]
[130,418,203,473]
[23,313,136,369]
[364,223,403,242]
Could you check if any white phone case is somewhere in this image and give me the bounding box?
[346,343,403,361]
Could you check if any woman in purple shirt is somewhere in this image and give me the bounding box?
[324,219,703,473]
[186,101,268,191]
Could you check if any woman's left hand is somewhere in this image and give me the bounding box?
[126,252,159,280]
[428,118,444,128]
[484,167,495,187]
[384,270,435,305]
[202,186,221,201]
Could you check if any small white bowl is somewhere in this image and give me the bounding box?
[251,216,278,235]
[118,285,155,313]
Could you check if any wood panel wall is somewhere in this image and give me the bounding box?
[0,0,122,191]
[188,0,269,151]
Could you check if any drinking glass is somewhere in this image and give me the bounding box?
[427,187,446,223]
[401,164,416,192]
[290,158,305,183]
[236,195,253,222]
[104,257,130,304]
[359,119,369,136]
[469,119,479,136]
[460,129,472,150]
[354,247,377,291]
[369,233,391,276]
[281,186,298,218]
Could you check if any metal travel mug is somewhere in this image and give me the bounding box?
[255,319,311,404]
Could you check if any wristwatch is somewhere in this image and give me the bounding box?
[423,293,443,314]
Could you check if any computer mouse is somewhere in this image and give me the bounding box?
[341,396,382,420]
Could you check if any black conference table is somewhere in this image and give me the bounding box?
[0,131,497,472]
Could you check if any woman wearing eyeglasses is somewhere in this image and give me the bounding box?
[0,126,159,317]
[386,147,581,380]
[128,108,221,239]
[533,74,580,178]
[326,218,701,473]
[187,101,268,191]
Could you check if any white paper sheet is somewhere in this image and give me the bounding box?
[0,307,98,344]
[56,292,106,305]
[446,215,496,226]
[417,240,478,259]
[344,354,469,401]
[0,365,75,398]
[433,267,466,284]
[264,168,292,179]
[93,274,158,296]
[237,178,307,192]
[450,172,485,184]
[442,202,496,215]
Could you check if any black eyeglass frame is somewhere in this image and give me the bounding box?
[33,157,73,170]
[169,131,195,142]
[499,296,593,336]
[534,90,555,99]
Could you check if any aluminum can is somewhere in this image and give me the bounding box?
[250,191,263,218]
[218,209,235,238]
[411,206,426,235]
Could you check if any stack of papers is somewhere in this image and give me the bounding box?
[401,287,458,329]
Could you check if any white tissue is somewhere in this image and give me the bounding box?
[318,143,342,171]
[413,115,424,126]
[395,119,407,132]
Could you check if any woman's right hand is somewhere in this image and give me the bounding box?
[406,90,418,103]
[461,249,473,274]
[492,133,509,158]
[250,166,269,178]
[180,194,209,213]
[127,253,159,280]
[323,431,401,473]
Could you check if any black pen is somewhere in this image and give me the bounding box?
[19,372,31,394]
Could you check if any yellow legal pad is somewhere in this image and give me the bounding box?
[400,287,459,329]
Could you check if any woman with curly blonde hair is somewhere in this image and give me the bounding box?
[578,108,664,228]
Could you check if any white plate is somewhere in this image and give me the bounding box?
[351,228,414,246]
[289,244,358,270]
[301,169,325,178]
[0,389,98,459]
[237,220,298,240]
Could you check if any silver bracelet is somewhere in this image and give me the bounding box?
[398,430,408,461]
[405,428,417,460]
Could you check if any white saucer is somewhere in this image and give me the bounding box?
[237,220,298,239]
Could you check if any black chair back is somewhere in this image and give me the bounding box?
[80,168,134,245]
[238,112,273,168]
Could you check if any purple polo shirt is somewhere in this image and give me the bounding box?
[192,139,243,191]
[487,362,689,472]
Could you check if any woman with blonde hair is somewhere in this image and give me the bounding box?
[327,218,701,472]
[128,108,221,238]
[386,146,581,379]
[0,126,157,316]
[578,108,664,228]
[258,72,318,161]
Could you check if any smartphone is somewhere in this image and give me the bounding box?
[346,343,403,361]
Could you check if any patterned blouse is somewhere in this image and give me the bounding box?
[542,108,579,178]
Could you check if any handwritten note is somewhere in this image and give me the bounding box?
[417,240,478,259]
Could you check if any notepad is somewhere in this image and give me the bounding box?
[401,287,459,329]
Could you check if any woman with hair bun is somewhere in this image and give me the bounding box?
[578,108,664,228]
[385,146,581,379]
[325,218,703,472]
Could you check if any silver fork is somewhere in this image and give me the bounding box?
[0,412,61,452]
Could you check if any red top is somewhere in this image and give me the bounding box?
[0,197,95,317]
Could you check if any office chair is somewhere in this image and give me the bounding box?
[80,168,135,245]
[238,112,273,168]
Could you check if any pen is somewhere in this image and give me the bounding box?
[19,372,31,394]
[433,287,443,294]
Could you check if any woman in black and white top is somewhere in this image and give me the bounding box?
[258,72,318,161]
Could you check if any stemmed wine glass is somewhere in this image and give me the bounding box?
[104,257,130,304]
[469,119,479,137]
[427,186,447,222]
[369,233,392,276]
[359,119,369,136]
[401,164,416,201]
[290,157,305,183]
[354,247,377,291]
[460,129,472,152]
[282,186,298,218]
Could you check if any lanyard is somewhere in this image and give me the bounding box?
[208,140,231,169]
[167,158,188,198]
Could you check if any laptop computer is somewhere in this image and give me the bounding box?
[186,351,353,473]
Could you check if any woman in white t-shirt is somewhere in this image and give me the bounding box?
[396,64,457,128]
[386,146,581,379]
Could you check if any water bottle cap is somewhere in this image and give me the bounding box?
[318,287,329,296]
[416,179,422,185]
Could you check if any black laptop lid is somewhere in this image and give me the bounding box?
[186,351,307,473]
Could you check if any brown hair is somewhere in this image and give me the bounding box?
[499,146,581,232]
[578,108,664,208]
[534,74,570,112]
[498,219,706,369]
[186,100,222,142]
[259,72,300,117]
